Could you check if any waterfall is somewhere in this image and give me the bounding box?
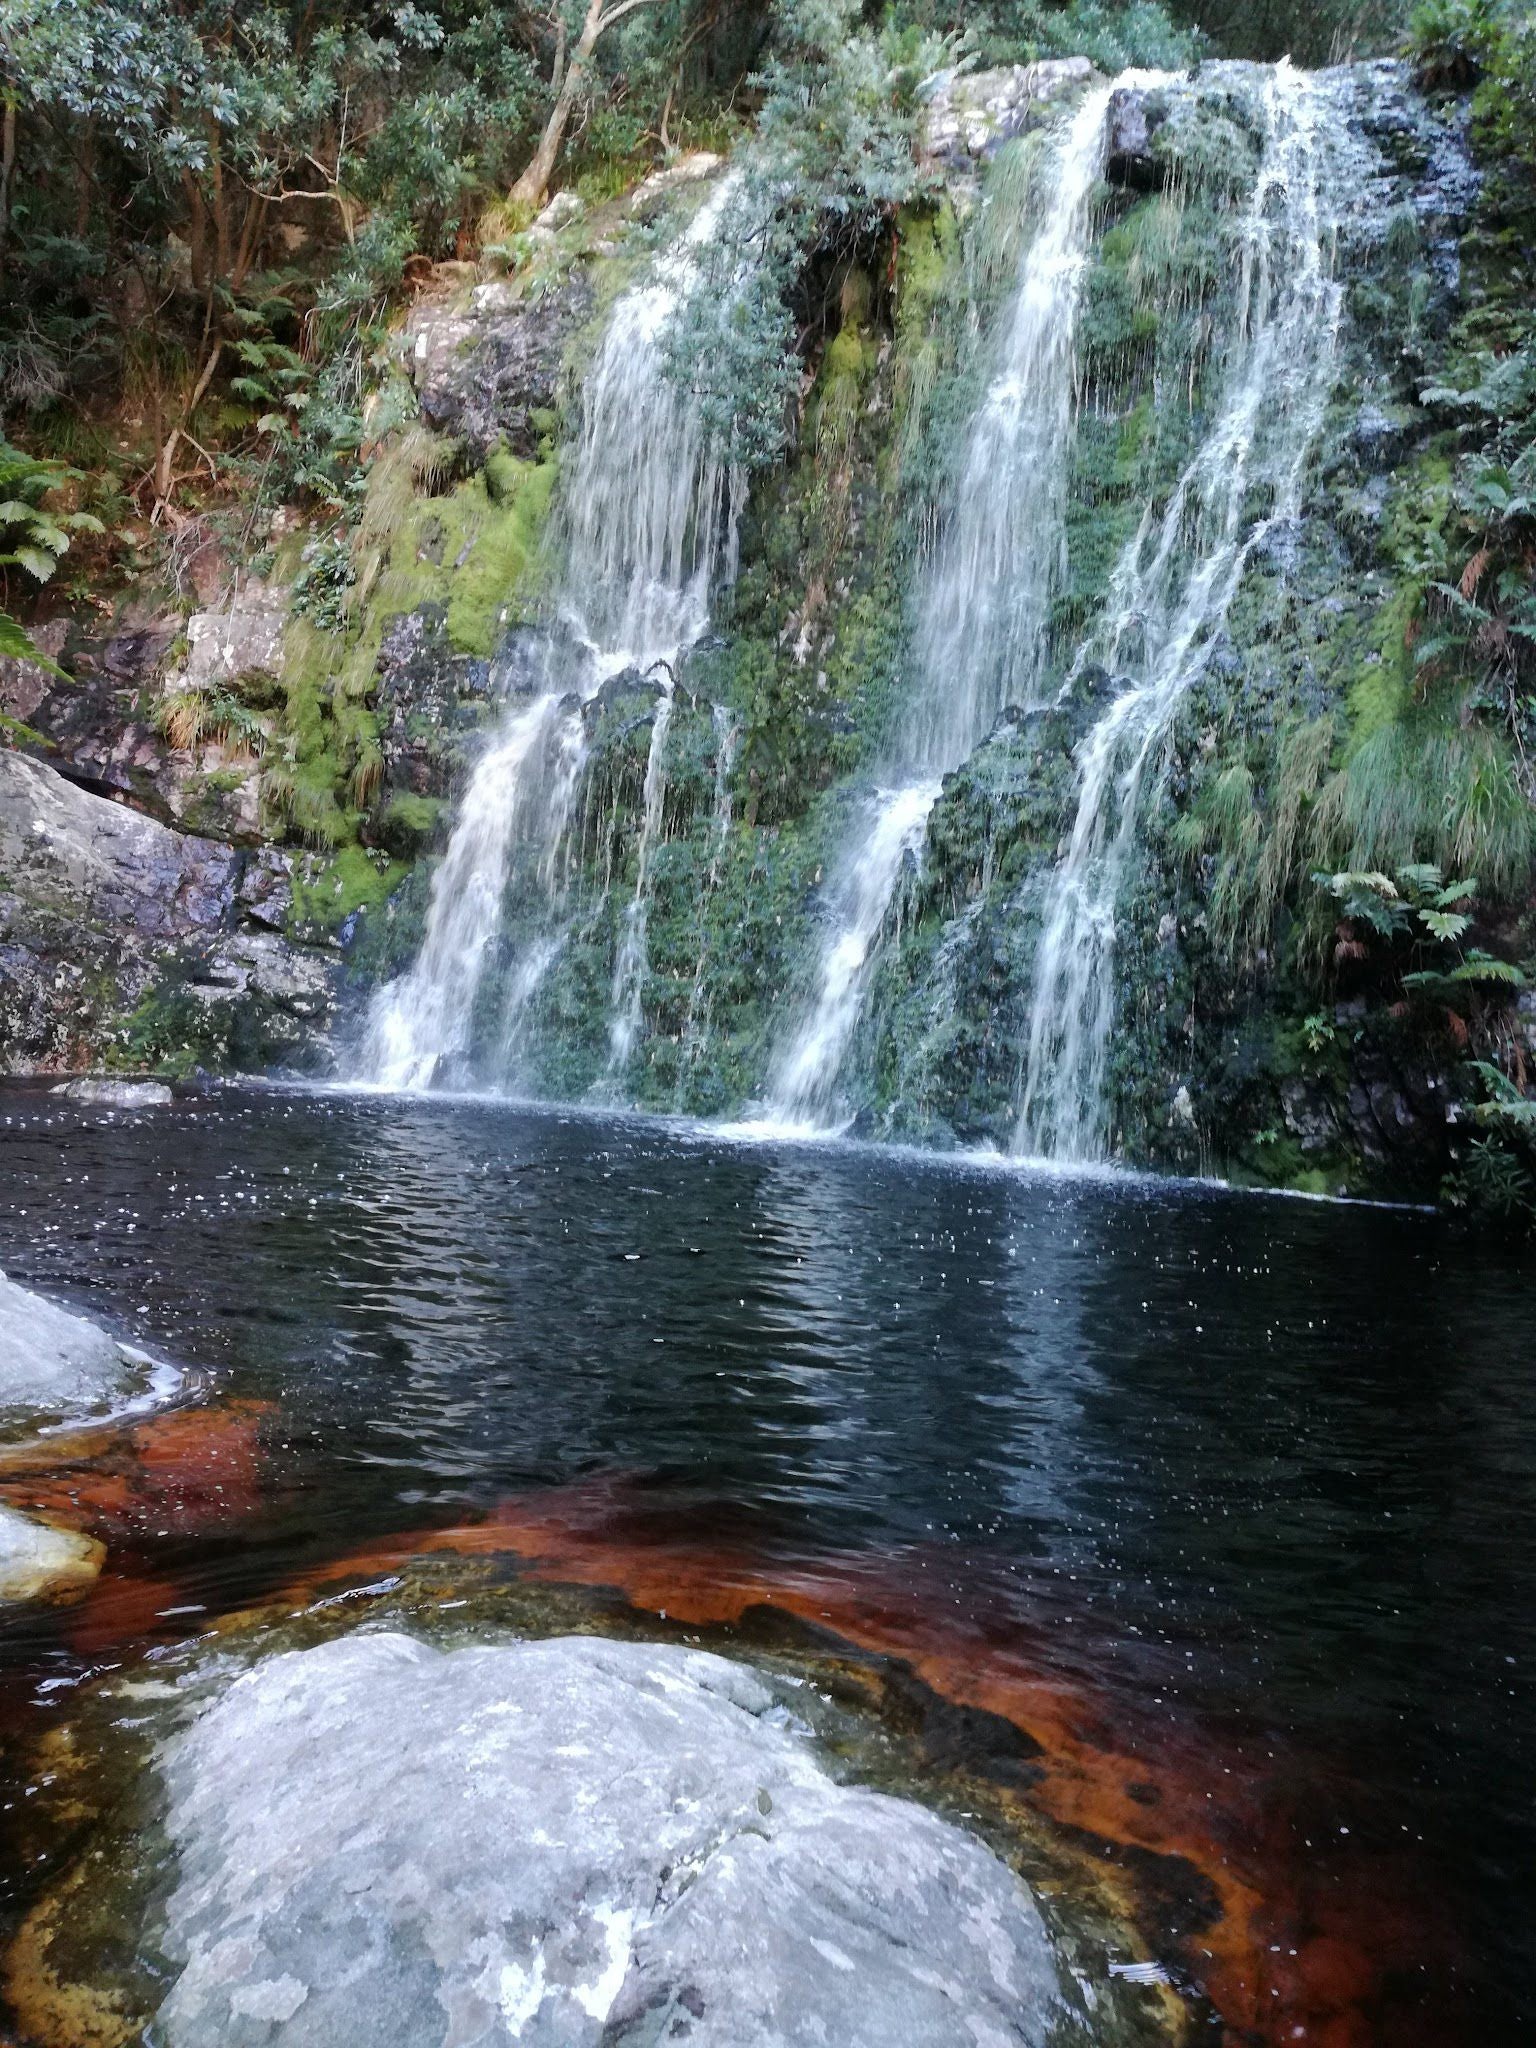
[1016,64,1343,1162]
[362,178,742,1091]
[763,81,1118,1129]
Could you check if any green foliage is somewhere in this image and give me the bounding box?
[1313,860,1483,942]
[1313,712,1533,896]
[664,1,946,473]
[290,527,360,635]
[890,3,1195,69]
[1443,1059,1536,1227]
[156,684,267,757]
[0,438,102,583]
[0,436,104,665]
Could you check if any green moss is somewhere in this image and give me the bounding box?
[1344,585,1418,739]
[377,792,446,857]
[290,844,409,933]
[445,459,557,656]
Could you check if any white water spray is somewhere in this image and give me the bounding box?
[363,179,742,1091]
[768,782,941,1128]
[1016,65,1343,1161]
[765,82,1118,1128]
[675,707,740,1098]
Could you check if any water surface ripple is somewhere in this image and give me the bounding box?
[0,1086,1531,2043]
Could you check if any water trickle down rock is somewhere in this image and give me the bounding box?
[363,177,745,1094]
[1016,63,1347,1164]
[146,1632,1069,2048]
[763,78,1128,1131]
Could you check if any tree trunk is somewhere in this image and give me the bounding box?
[509,0,657,209]
[0,90,16,271]
[183,169,210,294]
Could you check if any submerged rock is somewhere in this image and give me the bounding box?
[0,1269,152,1423]
[0,1503,103,1602]
[53,1078,173,1108]
[151,1632,1066,2047]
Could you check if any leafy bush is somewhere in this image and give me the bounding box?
[0,438,103,662]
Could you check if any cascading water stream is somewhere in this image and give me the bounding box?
[1015,63,1344,1162]
[362,179,742,1092]
[674,707,740,1099]
[763,81,1121,1129]
[605,688,674,1077]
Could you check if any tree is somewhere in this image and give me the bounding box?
[509,0,663,207]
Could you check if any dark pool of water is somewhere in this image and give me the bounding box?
[0,1083,1532,2043]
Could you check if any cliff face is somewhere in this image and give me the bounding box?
[1,62,1531,1207]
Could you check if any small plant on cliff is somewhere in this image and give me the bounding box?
[1444,1062,1536,1227]
[1313,865,1526,1058]
[663,1,946,473]
[0,438,102,664]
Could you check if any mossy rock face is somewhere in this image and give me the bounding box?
[373,604,495,798]
[34,67,1512,1192]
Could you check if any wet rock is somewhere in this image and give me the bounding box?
[181,931,335,1018]
[0,1504,104,1602]
[1280,1077,1341,1154]
[0,751,336,1073]
[53,1078,174,1108]
[235,848,298,930]
[151,1632,1065,2048]
[1351,402,1415,470]
[406,268,594,463]
[921,59,1095,169]
[583,663,664,738]
[1105,88,1168,190]
[0,1269,151,1422]
[374,606,495,800]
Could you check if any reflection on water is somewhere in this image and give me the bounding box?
[0,1085,1532,2043]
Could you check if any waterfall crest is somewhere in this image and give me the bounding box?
[362,179,742,1092]
[1015,64,1344,1162]
[763,81,1119,1130]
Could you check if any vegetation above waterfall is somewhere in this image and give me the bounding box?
[1,0,1533,1222]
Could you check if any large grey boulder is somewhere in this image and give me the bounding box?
[0,1267,150,1421]
[152,1633,1068,2048]
[0,746,240,943]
